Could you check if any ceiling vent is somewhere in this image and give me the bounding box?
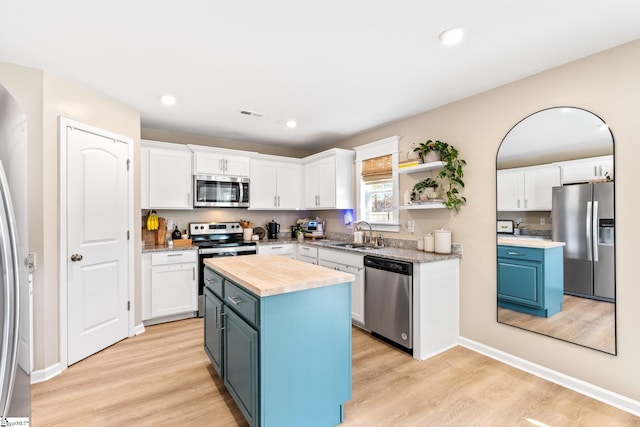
[239,110,264,118]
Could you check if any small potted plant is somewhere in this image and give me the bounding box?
[412,178,439,201]
[413,140,441,163]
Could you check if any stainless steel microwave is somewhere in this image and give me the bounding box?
[193,175,250,207]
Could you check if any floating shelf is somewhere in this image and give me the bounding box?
[397,161,444,174]
[399,203,447,210]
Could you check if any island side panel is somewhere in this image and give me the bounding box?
[260,282,352,427]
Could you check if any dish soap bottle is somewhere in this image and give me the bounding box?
[171,225,182,240]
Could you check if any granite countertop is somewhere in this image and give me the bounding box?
[205,254,354,297]
[142,244,198,253]
[498,237,566,249]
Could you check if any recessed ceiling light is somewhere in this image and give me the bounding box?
[286,120,297,128]
[439,28,464,46]
[160,95,176,106]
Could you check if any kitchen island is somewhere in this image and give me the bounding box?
[498,238,566,317]
[204,254,354,427]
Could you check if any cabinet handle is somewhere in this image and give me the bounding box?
[277,195,280,207]
[215,306,220,328]
[227,295,244,305]
[524,199,528,209]
[599,165,603,177]
[274,195,278,207]
[272,246,283,250]
[507,251,525,256]
[225,159,229,172]
[205,278,213,284]
[167,253,183,257]
[594,166,597,177]
[193,267,195,280]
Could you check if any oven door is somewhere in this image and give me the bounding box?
[197,246,256,316]
[193,175,250,207]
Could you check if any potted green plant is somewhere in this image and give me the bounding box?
[413,140,467,211]
[412,177,438,201]
[413,140,441,163]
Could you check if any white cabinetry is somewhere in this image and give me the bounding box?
[557,155,613,184]
[257,243,296,259]
[497,165,560,211]
[303,149,354,209]
[250,157,301,209]
[318,248,365,326]
[296,244,318,264]
[190,146,252,176]
[142,140,193,210]
[142,250,198,323]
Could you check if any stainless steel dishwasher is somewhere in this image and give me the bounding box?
[364,255,413,353]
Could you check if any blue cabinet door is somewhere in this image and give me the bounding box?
[224,308,258,427]
[204,286,223,377]
[498,259,542,308]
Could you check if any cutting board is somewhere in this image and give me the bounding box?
[156,217,166,245]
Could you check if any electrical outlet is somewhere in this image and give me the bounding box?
[407,220,415,233]
[540,218,546,225]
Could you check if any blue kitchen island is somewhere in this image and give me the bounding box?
[204,254,354,427]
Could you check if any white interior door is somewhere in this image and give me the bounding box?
[66,125,129,365]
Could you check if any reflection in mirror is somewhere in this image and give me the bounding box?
[496,107,615,354]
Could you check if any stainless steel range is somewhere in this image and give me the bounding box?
[190,222,257,316]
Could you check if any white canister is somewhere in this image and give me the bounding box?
[434,229,452,254]
[417,239,424,250]
[243,228,253,241]
[424,233,435,252]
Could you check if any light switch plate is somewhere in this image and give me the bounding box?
[407,220,415,233]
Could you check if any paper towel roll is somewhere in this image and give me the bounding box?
[424,233,435,252]
[434,229,451,254]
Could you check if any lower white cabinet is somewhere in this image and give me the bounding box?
[296,244,318,264]
[318,248,365,326]
[257,243,296,259]
[143,250,198,322]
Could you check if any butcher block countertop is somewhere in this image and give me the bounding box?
[205,254,355,297]
[498,237,566,249]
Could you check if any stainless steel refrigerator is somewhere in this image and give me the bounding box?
[552,182,615,301]
[0,160,30,425]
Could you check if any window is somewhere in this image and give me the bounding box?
[354,136,400,232]
[364,180,394,223]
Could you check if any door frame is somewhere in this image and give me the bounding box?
[58,116,135,369]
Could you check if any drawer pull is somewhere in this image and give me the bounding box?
[227,295,244,305]
[205,278,213,284]
[272,246,283,250]
[167,253,183,257]
[507,251,525,256]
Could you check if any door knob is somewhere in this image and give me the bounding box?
[70,254,83,262]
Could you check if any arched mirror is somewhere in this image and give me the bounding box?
[496,107,615,354]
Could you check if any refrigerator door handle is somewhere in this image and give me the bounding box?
[593,201,599,262]
[0,164,21,419]
[586,201,592,262]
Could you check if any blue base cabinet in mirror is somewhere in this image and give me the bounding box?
[498,245,563,317]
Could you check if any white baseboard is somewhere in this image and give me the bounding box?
[459,336,640,417]
[133,323,145,336]
[31,362,64,384]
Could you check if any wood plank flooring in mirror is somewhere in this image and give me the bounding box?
[498,295,615,354]
[32,318,638,427]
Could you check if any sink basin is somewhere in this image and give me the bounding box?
[327,242,380,250]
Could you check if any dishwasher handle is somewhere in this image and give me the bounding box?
[364,255,412,276]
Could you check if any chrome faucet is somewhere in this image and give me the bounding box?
[354,221,373,245]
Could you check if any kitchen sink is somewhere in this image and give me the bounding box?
[327,242,380,250]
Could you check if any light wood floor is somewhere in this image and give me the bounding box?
[32,318,638,427]
[498,295,615,354]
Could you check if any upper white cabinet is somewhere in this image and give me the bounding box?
[250,156,301,209]
[303,149,354,209]
[189,145,252,176]
[142,140,193,210]
[497,164,560,211]
[556,155,613,184]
